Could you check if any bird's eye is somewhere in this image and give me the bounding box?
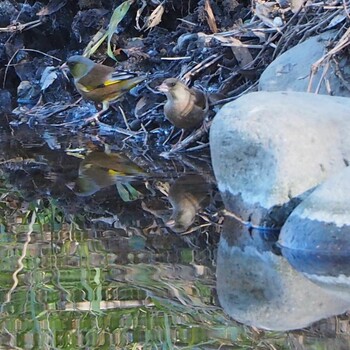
[169,82,176,87]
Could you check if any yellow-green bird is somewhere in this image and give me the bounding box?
[62,55,146,111]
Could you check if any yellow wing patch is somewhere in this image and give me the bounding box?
[108,169,123,176]
[103,80,121,87]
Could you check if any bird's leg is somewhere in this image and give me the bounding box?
[178,129,185,144]
[83,102,110,125]
[162,126,175,146]
[83,110,107,125]
[171,129,185,149]
[202,119,212,133]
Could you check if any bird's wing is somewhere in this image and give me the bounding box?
[101,70,139,87]
[82,152,147,176]
[191,87,208,110]
[77,64,114,91]
[77,64,139,91]
[190,88,209,114]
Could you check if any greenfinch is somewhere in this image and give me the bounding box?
[157,78,208,130]
[68,151,148,196]
[63,55,146,111]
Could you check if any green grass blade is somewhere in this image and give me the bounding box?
[107,0,133,60]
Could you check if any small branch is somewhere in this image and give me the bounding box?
[0,19,42,33]
[98,122,145,137]
[3,49,61,88]
[160,122,211,156]
[160,56,191,60]
[182,54,223,82]
[222,209,281,232]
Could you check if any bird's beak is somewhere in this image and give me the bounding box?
[59,62,70,80]
[65,181,75,190]
[166,219,175,227]
[60,62,68,71]
[157,82,169,93]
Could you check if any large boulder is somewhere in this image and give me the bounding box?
[210,91,350,226]
[259,31,350,97]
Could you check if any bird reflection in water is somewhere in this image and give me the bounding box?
[166,174,211,233]
[68,151,148,198]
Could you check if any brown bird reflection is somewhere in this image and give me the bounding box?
[68,151,148,197]
[166,174,211,233]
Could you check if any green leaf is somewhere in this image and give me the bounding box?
[116,182,131,201]
[83,28,107,57]
[116,182,141,202]
[106,0,133,60]
[124,183,141,201]
[83,0,133,59]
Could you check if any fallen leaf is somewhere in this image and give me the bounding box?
[290,0,304,13]
[134,96,147,119]
[43,131,61,150]
[213,34,253,68]
[83,28,107,57]
[205,0,218,33]
[40,66,58,91]
[325,13,346,30]
[255,2,282,31]
[143,2,164,31]
[37,0,67,16]
[116,182,141,201]
[135,0,148,31]
[107,0,134,60]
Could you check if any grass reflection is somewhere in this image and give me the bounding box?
[0,198,293,349]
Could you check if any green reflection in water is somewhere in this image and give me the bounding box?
[0,199,293,349]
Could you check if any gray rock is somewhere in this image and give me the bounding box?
[210,91,350,226]
[259,31,350,97]
[279,166,350,293]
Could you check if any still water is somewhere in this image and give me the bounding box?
[0,125,348,349]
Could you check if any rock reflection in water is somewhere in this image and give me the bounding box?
[278,166,350,297]
[216,216,350,331]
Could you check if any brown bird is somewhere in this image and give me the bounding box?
[62,55,146,112]
[157,78,208,131]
